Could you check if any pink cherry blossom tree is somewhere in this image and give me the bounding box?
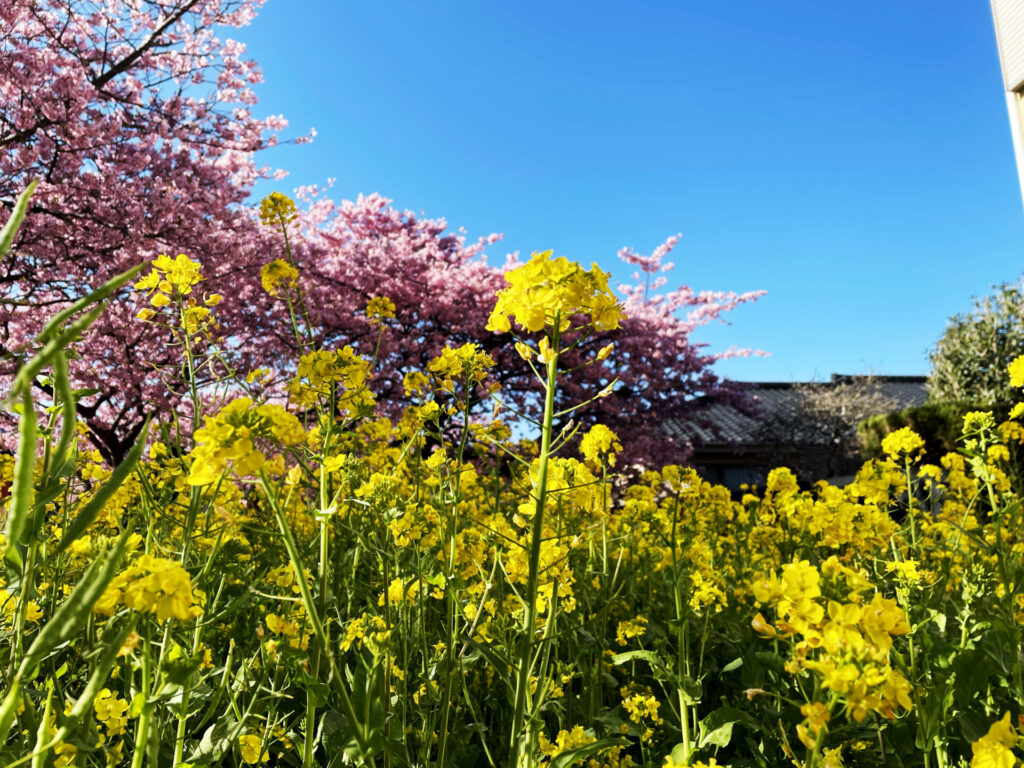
[1,0,766,467]
[0,0,290,458]
[269,195,766,466]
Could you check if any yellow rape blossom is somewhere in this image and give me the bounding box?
[964,411,997,434]
[622,690,663,725]
[239,733,269,764]
[539,725,597,757]
[134,253,204,296]
[615,616,648,646]
[486,249,624,334]
[261,258,299,297]
[96,554,202,622]
[187,397,305,486]
[881,427,925,459]
[1009,354,1024,388]
[427,343,495,393]
[971,712,1018,768]
[366,295,396,325]
[258,191,298,229]
[580,424,623,469]
[93,689,129,737]
[288,347,375,413]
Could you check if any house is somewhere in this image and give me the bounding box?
[991,0,1024,205]
[665,374,928,491]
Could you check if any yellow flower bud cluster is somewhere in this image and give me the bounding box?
[486,249,624,334]
[95,554,203,622]
[365,295,396,326]
[580,424,623,469]
[880,427,925,460]
[340,612,388,653]
[187,397,306,486]
[426,343,495,394]
[963,410,996,434]
[258,191,298,229]
[260,258,299,298]
[287,347,375,414]
[615,615,647,646]
[621,689,663,725]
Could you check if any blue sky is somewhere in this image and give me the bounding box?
[241,1,1024,382]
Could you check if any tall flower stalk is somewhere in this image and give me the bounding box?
[485,250,624,768]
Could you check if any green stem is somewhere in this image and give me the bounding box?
[509,326,560,768]
[171,621,204,766]
[131,635,153,768]
[259,471,371,760]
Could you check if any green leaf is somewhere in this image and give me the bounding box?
[301,677,331,710]
[465,639,515,689]
[0,180,37,260]
[316,709,349,752]
[129,691,146,719]
[697,706,753,750]
[609,650,669,675]
[721,657,743,673]
[677,674,702,704]
[0,679,22,747]
[551,737,629,768]
[185,717,243,763]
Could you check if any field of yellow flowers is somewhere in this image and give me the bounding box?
[3,187,1024,768]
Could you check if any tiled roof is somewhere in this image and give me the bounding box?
[665,375,928,446]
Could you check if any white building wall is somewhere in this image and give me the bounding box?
[993,0,1024,90]
[992,0,1024,205]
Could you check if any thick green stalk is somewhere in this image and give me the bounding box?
[670,503,692,763]
[509,331,559,768]
[171,620,204,767]
[438,380,473,766]
[259,472,370,759]
[131,635,154,768]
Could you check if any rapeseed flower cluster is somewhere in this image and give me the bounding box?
[971,713,1018,768]
[287,346,374,413]
[366,295,396,326]
[133,253,219,321]
[486,249,624,333]
[258,191,298,229]
[260,258,299,297]
[880,426,925,459]
[580,424,623,469]
[427,343,495,394]
[187,397,306,485]
[753,558,913,731]
[96,554,203,622]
